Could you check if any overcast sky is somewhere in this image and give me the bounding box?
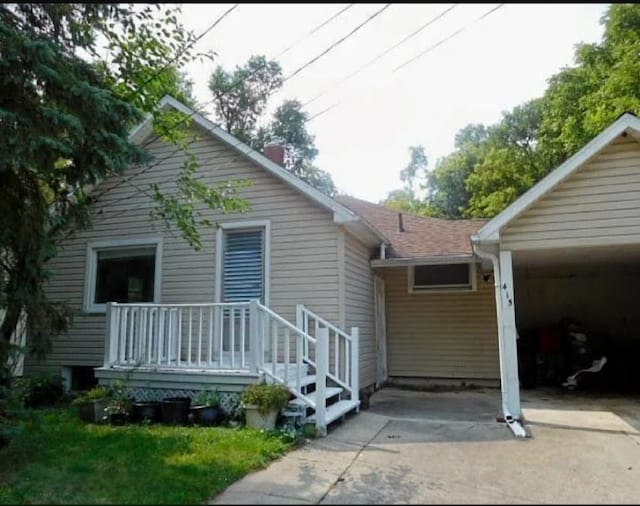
[179,3,609,203]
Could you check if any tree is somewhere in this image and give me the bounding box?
[382,146,437,216]
[209,56,336,195]
[0,4,243,384]
[385,4,640,220]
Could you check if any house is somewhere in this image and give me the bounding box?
[24,95,640,437]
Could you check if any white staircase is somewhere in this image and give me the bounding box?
[253,302,360,435]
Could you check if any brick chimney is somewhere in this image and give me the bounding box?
[263,140,285,166]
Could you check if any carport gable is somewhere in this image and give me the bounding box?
[474,112,640,248]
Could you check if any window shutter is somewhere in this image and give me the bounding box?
[223,229,264,302]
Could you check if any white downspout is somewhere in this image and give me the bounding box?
[473,243,527,439]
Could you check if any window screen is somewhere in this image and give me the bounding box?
[413,263,471,288]
[94,247,156,303]
[223,229,264,302]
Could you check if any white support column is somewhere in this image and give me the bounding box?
[315,327,329,437]
[249,300,260,373]
[103,302,118,367]
[350,327,360,410]
[498,250,521,419]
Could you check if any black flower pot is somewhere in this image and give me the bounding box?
[161,396,191,425]
[191,405,224,426]
[132,401,162,423]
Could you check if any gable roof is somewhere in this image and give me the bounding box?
[336,195,486,259]
[130,96,386,246]
[474,112,640,242]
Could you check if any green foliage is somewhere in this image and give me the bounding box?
[385,4,640,219]
[241,382,291,417]
[382,146,439,217]
[0,408,290,504]
[9,375,64,409]
[193,389,221,408]
[71,386,111,406]
[209,56,336,195]
[0,3,244,378]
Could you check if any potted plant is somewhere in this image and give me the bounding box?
[191,390,224,426]
[104,380,133,425]
[241,382,290,430]
[72,385,112,424]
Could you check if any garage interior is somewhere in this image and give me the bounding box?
[513,244,640,394]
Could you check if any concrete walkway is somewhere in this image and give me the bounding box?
[210,388,640,504]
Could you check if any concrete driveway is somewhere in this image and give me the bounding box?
[211,387,640,504]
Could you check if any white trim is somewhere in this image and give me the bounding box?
[83,236,163,314]
[371,254,474,268]
[337,227,346,329]
[214,219,271,306]
[476,113,640,241]
[407,262,477,294]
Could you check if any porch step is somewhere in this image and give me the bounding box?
[286,374,316,389]
[308,399,360,425]
[289,386,343,407]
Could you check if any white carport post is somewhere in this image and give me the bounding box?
[498,250,522,419]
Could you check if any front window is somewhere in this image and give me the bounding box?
[85,239,161,313]
[410,263,475,292]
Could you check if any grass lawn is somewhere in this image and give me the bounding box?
[0,408,292,504]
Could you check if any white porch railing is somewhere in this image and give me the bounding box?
[103,302,255,370]
[296,304,359,406]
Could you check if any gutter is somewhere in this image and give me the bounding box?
[472,242,527,439]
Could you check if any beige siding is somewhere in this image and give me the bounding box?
[502,135,640,250]
[26,129,341,375]
[344,231,377,389]
[379,266,499,380]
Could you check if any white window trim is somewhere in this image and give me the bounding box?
[215,220,271,306]
[408,261,477,294]
[83,237,163,314]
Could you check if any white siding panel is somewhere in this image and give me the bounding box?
[381,267,499,380]
[344,232,377,389]
[26,131,341,374]
[502,136,640,250]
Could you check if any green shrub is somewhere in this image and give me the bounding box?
[241,382,290,416]
[71,385,112,406]
[12,375,64,408]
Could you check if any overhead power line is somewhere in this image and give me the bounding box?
[91,4,359,209]
[393,3,505,73]
[308,3,506,123]
[283,3,393,82]
[304,3,459,107]
[276,4,355,58]
[129,4,240,99]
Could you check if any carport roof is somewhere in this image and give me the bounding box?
[335,195,486,259]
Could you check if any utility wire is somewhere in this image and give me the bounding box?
[308,3,506,123]
[276,4,355,58]
[91,5,358,210]
[393,3,505,73]
[128,4,240,99]
[303,4,458,107]
[283,3,392,82]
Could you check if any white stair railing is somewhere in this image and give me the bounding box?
[296,304,359,406]
[253,301,323,426]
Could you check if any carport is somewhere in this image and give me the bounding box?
[473,112,640,437]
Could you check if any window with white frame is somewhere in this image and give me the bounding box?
[409,262,475,293]
[84,238,162,313]
[216,221,270,304]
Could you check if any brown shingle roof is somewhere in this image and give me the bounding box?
[335,195,486,259]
